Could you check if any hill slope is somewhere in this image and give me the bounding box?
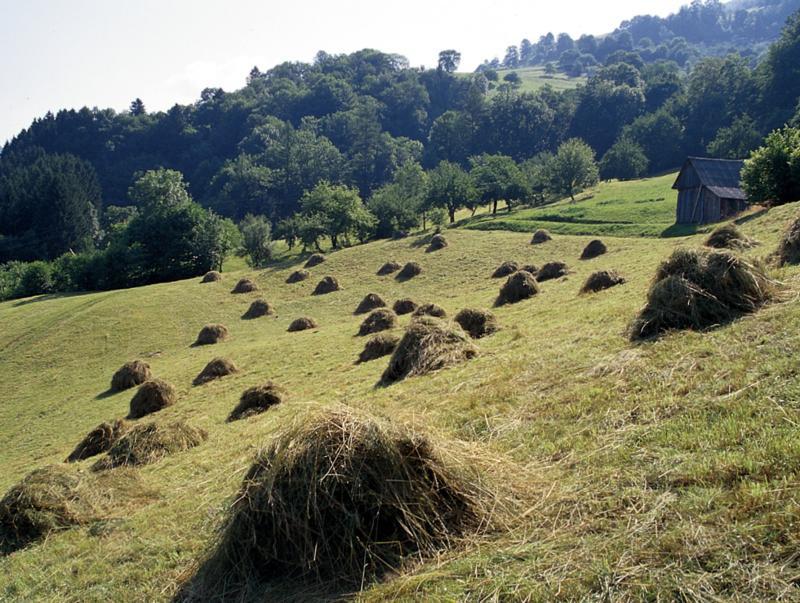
[1,202,800,600]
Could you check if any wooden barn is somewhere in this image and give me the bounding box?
[673,157,748,225]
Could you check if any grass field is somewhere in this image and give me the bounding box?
[460,172,705,238]
[1,194,800,600]
[460,66,585,95]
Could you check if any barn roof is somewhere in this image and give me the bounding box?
[673,157,747,200]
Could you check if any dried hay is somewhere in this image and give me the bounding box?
[776,214,800,266]
[393,298,418,315]
[531,229,552,244]
[286,270,310,284]
[227,382,285,422]
[377,261,401,276]
[128,379,177,419]
[312,276,341,295]
[304,253,326,268]
[358,309,397,336]
[201,271,222,283]
[287,317,318,332]
[492,261,519,278]
[413,303,446,318]
[193,358,239,386]
[630,248,775,340]
[495,270,539,306]
[358,334,399,363]
[381,317,477,384]
[580,270,626,294]
[242,299,273,320]
[537,261,569,282]
[426,234,448,252]
[195,324,229,346]
[232,279,258,294]
[195,409,488,588]
[66,419,129,462]
[354,293,386,315]
[454,308,499,339]
[110,360,151,392]
[705,224,754,250]
[580,239,607,260]
[93,420,207,470]
[397,262,422,280]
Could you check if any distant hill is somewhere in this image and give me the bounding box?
[479,0,800,75]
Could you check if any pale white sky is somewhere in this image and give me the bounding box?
[0,0,691,145]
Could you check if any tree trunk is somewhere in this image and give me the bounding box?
[448,208,455,223]
[492,200,498,215]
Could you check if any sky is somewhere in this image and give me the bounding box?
[0,0,691,145]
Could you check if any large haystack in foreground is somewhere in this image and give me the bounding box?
[381,317,477,385]
[193,409,487,588]
[630,248,774,340]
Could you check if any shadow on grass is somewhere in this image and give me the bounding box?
[660,223,700,238]
[11,290,101,307]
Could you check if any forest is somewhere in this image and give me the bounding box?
[0,0,799,300]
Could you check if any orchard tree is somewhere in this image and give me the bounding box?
[426,161,477,223]
[547,138,599,201]
[128,168,191,210]
[238,214,274,267]
[469,154,529,214]
[600,137,649,181]
[741,126,800,206]
[299,182,376,248]
[437,50,462,73]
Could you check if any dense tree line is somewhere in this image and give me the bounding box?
[483,0,800,76]
[1,6,799,300]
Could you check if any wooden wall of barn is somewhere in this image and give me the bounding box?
[676,186,724,224]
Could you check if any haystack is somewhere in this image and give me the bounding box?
[358,334,399,363]
[231,279,258,294]
[377,261,401,276]
[286,270,310,284]
[492,261,519,278]
[580,239,607,260]
[193,358,239,386]
[496,270,539,306]
[537,261,568,282]
[287,317,318,332]
[304,253,326,268]
[66,419,129,462]
[242,299,273,320]
[705,224,753,250]
[581,270,626,294]
[393,298,418,315]
[358,309,397,336]
[110,360,151,392]
[520,264,539,276]
[397,262,422,280]
[381,317,477,384]
[454,309,498,339]
[195,324,229,346]
[93,420,207,470]
[200,409,485,586]
[531,229,552,244]
[312,276,341,295]
[354,293,386,315]
[201,271,222,283]
[630,248,775,340]
[128,379,177,419]
[228,382,285,422]
[413,303,446,318]
[427,234,448,252]
[777,215,800,266]
[0,465,93,552]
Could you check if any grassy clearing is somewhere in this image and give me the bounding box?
[461,172,695,238]
[493,66,585,94]
[1,199,800,600]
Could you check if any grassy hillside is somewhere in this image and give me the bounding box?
[460,172,690,238]
[459,66,585,94]
[1,199,800,600]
